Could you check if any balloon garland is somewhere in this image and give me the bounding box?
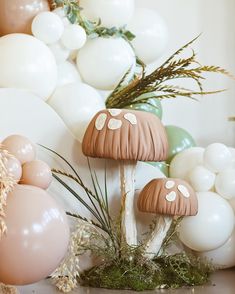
[0,0,234,292]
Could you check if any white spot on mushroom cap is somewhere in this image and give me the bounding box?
[178,185,190,198]
[108,118,122,130]
[166,191,177,202]
[95,113,107,131]
[124,113,137,125]
[108,109,122,116]
[165,180,175,189]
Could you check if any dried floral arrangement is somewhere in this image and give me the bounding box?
[42,146,213,293]
[0,147,18,294]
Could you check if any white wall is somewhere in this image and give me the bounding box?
[137,0,235,146]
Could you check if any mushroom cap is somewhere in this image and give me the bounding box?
[82,109,168,161]
[138,178,198,216]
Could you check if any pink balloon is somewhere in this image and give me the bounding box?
[2,134,36,164]
[0,185,70,285]
[3,155,22,182]
[21,160,52,189]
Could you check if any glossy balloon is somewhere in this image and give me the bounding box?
[3,155,22,183]
[32,12,64,44]
[169,147,204,180]
[57,61,81,88]
[61,24,87,50]
[198,228,235,269]
[2,135,36,164]
[125,95,163,119]
[21,160,52,189]
[128,8,168,64]
[204,143,232,173]
[77,37,135,90]
[148,161,169,177]
[165,125,196,163]
[188,165,215,192]
[48,82,105,142]
[0,185,70,285]
[0,34,57,99]
[215,169,235,200]
[79,0,135,27]
[179,192,234,252]
[0,0,50,36]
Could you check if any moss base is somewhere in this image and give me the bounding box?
[81,254,212,291]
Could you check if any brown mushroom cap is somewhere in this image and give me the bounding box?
[82,109,168,161]
[138,178,198,216]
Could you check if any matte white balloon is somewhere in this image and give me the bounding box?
[52,7,70,26]
[215,169,235,200]
[198,228,235,269]
[204,143,232,172]
[49,42,70,64]
[79,0,135,27]
[128,8,168,64]
[48,82,105,142]
[0,34,57,99]
[32,12,64,44]
[179,192,234,252]
[188,165,215,192]
[77,37,135,90]
[229,147,235,169]
[169,147,204,180]
[57,61,81,87]
[61,24,87,50]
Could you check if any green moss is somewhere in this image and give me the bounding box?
[80,253,213,291]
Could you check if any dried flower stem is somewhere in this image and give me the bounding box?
[106,36,233,109]
[0,146,16,239]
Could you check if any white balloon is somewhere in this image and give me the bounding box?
[188,165,215,192]
[215,169,235,200]
[61,25,87,50]
[169,147,204,180]
[229,147,235,169]
[198,228,235,269]
[128,8,168,64]
[52,7,70,26]
[57,61,81,87]
[0,34,57,100]
[49,42,70,64]
[32,12,64,45]
[77,37,135,90]
[179,192,234,252]
[79,0,135,27]
[48,82,105,142]
[229,198,235,213]
[204,143,232,173]
[53,7,66,18]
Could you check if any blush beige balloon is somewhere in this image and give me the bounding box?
[0,185,70,285]
[2,135,36,164]
[0,0,50,36]
[21,160,53,189]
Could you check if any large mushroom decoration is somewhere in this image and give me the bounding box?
[82,108,168,246]
[138,178,198,258]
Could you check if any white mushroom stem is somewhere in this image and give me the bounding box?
[119,160,137,246]
[144,216,172,259]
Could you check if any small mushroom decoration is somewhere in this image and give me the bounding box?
[138,178,198,258]
[82,109,168,246]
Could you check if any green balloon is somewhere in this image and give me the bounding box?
[165,125,196,163]
[148,161,169,177]
[125,93,163,119]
